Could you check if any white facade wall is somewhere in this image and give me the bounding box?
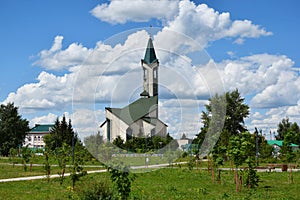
[103,110,128,142]
[23,133,47,148]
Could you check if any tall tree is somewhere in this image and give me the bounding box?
[276,118,300,145]
[194,89,250,147]
[44,115,79,151]
[0,103,30,156]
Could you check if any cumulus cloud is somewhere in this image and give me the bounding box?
[91,0,271,50]
[212,53,300,135]
[8,1,294,138]
[163,1,271,48]
[4,71,75,112]
[91,0,179,24]
[29,113,58,127]
[217,54,298,108]
[33,36,92,70]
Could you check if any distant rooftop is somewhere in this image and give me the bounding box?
[267,140,299,147]
[29,124,54,133]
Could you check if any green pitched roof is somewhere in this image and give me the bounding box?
[140,90,149,97]
[143,38,157,64]
[267,140,299,147]
[30,124,54,133]
[106,96,158,125]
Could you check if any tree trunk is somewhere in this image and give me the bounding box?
[217,169,221,184]
[235,169,239,192]
[212,168,215,183]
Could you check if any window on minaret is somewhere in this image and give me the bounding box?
[154,68,157,79]
[144,69,147,80]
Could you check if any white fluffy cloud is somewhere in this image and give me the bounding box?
[33,36,92,70]
[91,0,179,24]
[218,54,298,108]
[215,53,300,134]
[29,113,58,127]
[92,0,271,50]
[165,1,271,48]
[4,71,75,113]
[6,1,299,138]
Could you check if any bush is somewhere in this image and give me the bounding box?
[76,180,115,200]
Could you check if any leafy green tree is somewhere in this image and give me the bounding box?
[44,150,51,183]
[108,163,135,200]
[0,103,30,156]
[44,115,79,151]
[276,118,300,145]
[194,89,249,149]
[70,142,87,189]
[56,143,69,185]
[21,146,32,172]
[228,132,257,192]
[84,131,103,160]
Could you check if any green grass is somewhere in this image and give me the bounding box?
[0,163,104,179]
[0,166,300,200]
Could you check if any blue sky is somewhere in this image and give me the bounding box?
[1,0,300,139]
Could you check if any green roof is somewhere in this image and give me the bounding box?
[142,38,157,65]
[106,96,158,125]
[140,90,149,97]
[29,124,54,133]
[267,140,299,147]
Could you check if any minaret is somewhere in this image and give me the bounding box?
[140,37,159,98]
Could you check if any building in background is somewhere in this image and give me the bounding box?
[23,124,54,150]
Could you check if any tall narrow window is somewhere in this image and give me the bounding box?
[107,119,111,142]
[153,68,157,79]
[144,69,147,80]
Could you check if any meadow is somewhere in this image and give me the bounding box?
[0,162,299,200]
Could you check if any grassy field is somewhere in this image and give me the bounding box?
[0,166,299,200]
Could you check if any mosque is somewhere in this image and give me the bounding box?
[100,37,168,142]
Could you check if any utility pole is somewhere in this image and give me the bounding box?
[255,127,259,166]
[72,133,74,165]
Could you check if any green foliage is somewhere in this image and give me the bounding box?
[76,179,114,200]
[244,159,260,189]
[70,143,87,189]
[108,163,135,200]
[276,118,300,145]
[187,156,195,170]
[44,150,51,182]
[21,146,32,172]
[44,115,79,151]
[228,132,255,168]
[194,89,249,151]
[0,103,30,156]
[113,133,176,153]
[55,143,69,185]
[280,131,297,163]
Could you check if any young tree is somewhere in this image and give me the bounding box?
[228,132,257,192]
[0,103,30,156]
[84,131,103,159]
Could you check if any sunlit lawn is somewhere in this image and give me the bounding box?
[1,166,300,200]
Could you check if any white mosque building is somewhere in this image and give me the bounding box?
[100,37,167,142]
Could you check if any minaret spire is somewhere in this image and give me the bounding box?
[140,36,159,98]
